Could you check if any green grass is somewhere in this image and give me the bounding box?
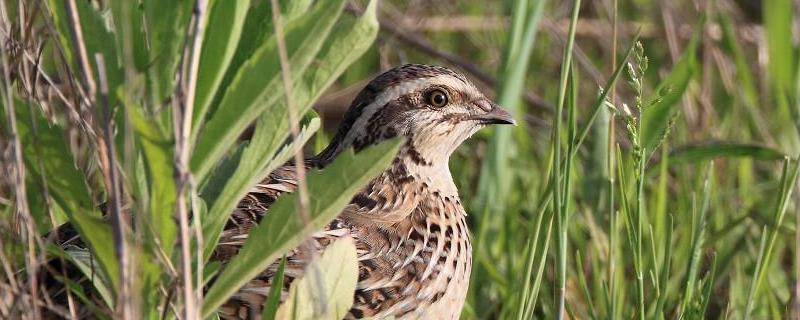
[2,0,800,319]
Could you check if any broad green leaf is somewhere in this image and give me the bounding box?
[670,142,785,163]
[199,0,309,123]
[120,98,175,318]
[201,138,403,317]
[203,0,270,121]
[290,0,379,119]
[15,100,119,292]
[141,0,193,104]
[275,237,359,320]
[281,0,312,19]
[261,114,319,173]
[640,21,700,154]
[123,97,177,257]
[109,1,149,71]
[191,0,347,181]
[192,0,251,132]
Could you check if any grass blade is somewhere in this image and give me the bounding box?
[670,142,785,163]
[192,0,251,132]
[262,256,287,320]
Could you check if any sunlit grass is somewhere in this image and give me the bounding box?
[2,0,800,319]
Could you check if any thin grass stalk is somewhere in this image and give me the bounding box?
[607,1,618,318]
[744,226,769,320]
[95,53,132,319]
[635,145,645,320]
[518,192,552,319]
[653,215,673,320]
[796,176,800,318]
[63,0,95,105]
[526,215,555,319]
[553,2,580,319]
[516,239,536,320]
[268,0,326,314]
[605,131,617,320]
[576,250,597,319]
[699,253,717,315]
[679,163,713,318]
[524,33,639,232]
[22,17,81,320]
[0,2,38,317]
[559,61,579,315]
[647,225,658,315]
[174,0,209,318]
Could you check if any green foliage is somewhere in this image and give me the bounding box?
[191,0,347,180]
[4,0,381,318]
[4,0,800,319]
[193,0,251,131]
[15,99,120,293]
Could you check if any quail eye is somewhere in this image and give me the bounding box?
[428,89,448,108]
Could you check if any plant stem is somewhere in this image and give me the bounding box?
[607,0,619,317]
[554,1,581,319]
[269,0,326,314]
[174,0,208,318]
[96,53,132,320]
[0,2,38,317]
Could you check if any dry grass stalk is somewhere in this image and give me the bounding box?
[269,0,329,314]
[0,0,41,318]
[95,53,132,320]
[173,0,209,318]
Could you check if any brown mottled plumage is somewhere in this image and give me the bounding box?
[214,64,515,319]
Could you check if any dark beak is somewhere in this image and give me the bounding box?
[472,101,517,125]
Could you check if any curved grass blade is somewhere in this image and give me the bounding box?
[670,142,785,163]
[192,0,251,133]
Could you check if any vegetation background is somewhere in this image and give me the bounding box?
[1,0,799,319]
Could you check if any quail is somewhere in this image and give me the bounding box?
[216,64,516,319]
